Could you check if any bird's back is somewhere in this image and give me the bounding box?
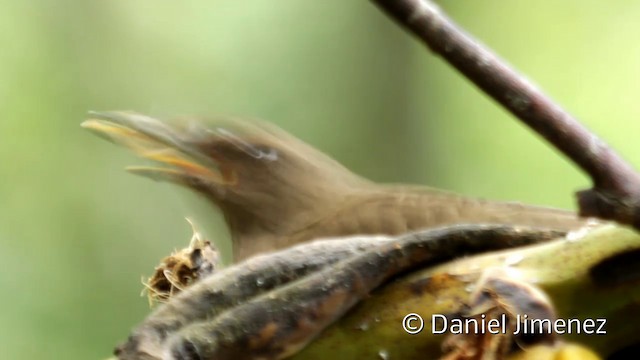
[233,184,591,260]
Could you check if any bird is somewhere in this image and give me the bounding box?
[82,111,591,261]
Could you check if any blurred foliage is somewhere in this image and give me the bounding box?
[0,1,639,358]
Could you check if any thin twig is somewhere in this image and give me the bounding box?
[372,0,640,228]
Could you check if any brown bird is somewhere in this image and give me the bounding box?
[82,111,590,261]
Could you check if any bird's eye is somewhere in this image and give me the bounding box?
[253,146,278,161]
[212,127,277,161]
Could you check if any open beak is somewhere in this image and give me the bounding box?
[81,111,235,186]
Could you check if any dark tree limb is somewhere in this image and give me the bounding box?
[372,0,640,229]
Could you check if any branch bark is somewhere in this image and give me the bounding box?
[372,0,640,229]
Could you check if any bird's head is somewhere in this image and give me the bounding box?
[82,112,365,235]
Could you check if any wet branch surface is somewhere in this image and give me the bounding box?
[372,0,640,229]
[116,225,561,359]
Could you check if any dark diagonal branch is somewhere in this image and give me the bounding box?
[372,0,640,229]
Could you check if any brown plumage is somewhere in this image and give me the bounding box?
[82,111,591,260]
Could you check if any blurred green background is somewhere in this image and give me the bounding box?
[1,0,639,358]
